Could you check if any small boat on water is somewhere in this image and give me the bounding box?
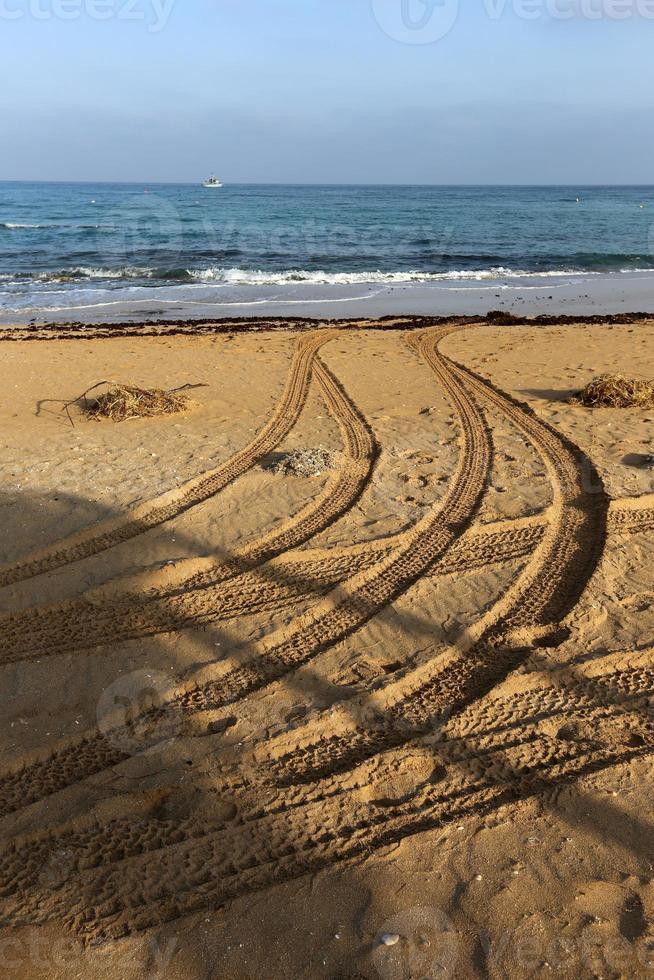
[202,175,223,188]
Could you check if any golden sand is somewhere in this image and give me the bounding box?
[0,317,653,978]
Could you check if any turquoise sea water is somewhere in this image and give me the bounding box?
[1,182,653,319]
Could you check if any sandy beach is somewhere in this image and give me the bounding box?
[0,315,653,978]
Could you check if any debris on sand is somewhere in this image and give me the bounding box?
[53,380,205,425]
[573,374,654,409]
[263,448,338,477]
[85,384,191,422]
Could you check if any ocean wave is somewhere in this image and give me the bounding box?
[1,222,110,232]
[3,263,654,289]
[65,266,144,279]
[185,266,595,285]
[1,222,43,230]
[0,266,611,287]
[13,266,158,282]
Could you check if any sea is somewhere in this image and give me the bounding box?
[2,182,654,322]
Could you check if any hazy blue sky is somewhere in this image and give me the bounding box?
[1,0,653,183]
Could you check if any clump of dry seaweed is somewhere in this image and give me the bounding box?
[85,383,190,422]
[46,380,205,426]
[573,374,654,409]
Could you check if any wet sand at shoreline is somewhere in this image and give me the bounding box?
[2,269,654,325]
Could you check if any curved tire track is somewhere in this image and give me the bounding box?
[0,327,649,945]
[0,353,377,662]
[247,343,610,787]
[0,326,493,817]
[1,650,653,941]
[0,331,334,589]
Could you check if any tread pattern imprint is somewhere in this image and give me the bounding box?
[0,323,653,944]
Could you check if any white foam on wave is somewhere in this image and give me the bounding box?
[1,223,110,233]
[2,222,43,230]
[5,265,652,288]
[0,267,146,286]
[186,266,596,285]
[67,266,143,279]
[29,266,149,282]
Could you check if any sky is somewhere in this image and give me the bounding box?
[1,0,653,183]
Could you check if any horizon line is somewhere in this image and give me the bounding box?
[2,179,654,188]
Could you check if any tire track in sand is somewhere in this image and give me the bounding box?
[0,326,493,817]
[608,494,654,536]
[0,331,334,589]
[0,354,377,662]
[0,329,646,943]
[253,341,610,787]
[1,650,652,942]
[2,483,646,668]
[2,376,646,668]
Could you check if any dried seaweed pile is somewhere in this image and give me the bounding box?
[85,383,190,422]
[574,374,654,409]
